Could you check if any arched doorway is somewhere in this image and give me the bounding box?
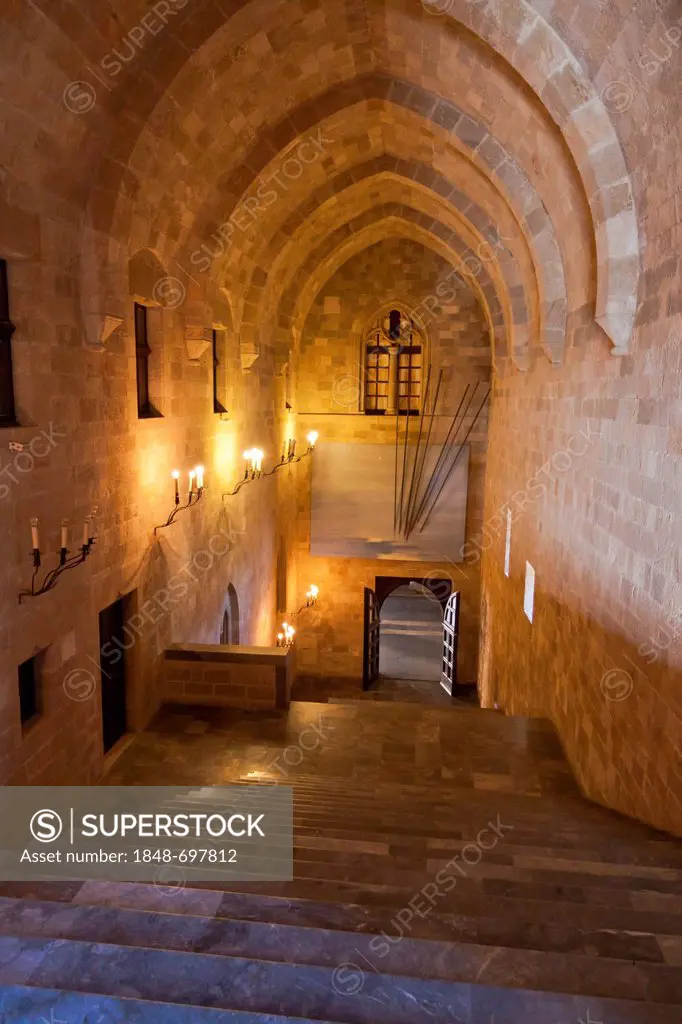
[378,582,445,696]
[219,584,240,645]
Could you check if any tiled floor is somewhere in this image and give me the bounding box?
[101,700,576,798]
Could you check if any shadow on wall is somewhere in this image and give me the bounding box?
[379,583,443,682]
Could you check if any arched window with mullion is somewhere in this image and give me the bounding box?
[363,307,423,416]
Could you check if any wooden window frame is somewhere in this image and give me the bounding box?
[397,344,422,416]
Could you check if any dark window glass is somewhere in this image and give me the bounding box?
[135,303,151,418]
[18,656,40,725]
[212,328,227,413]
[388,308,402,340]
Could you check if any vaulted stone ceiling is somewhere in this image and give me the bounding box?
[4,0,640,368]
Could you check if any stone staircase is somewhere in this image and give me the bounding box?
[0,699,681,1022]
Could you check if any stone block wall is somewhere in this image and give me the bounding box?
[481,325,682,837]
[0,249,291,785]
[164,644,294,710]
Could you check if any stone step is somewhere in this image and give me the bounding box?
[229,778,669,837]
[0,984,338,1024]
[285,862,682,912]
[70,879,682,964]
[141,795,680,889]
[199,877,682,938]
[275,785,653,830]
[292,821,682,867]
[295,825,682,868]
[288,842,682,891]
[1,896,681,1004]
[288,700,556,735]
[286,814,668,854]
[278,853,682,909]
[0,880,677,964]
[187,793,668,849]
[1,934,681,1024]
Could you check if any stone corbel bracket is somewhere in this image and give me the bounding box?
[83,313,124,351]
[241,341,260,373]
[185,325,212,363]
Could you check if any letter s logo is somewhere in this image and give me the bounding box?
[30,809,63,843]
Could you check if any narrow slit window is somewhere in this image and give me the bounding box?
[18,653,42,727]
[0,259,17,426]
[135,303,152,418]
[212,328,227,413]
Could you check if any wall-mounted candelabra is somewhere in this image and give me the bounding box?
[276,585,320,647]
[154,465,205,534]
[276,623,296,648]
[19,509,98,603]
[223,432,319,499]
[300,584,320,612]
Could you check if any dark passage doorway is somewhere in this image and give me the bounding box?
[379,582,444,684]
[99,597,129,754]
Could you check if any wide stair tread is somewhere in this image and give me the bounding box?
[1,934,681,1024]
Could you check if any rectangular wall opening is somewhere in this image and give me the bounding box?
[18,650,45,729]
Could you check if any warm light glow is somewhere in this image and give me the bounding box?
[307,431,319,447]
[188,470,196,494]
[309,585,320,599]
[195,465,205,489]
[171,470,180,480]
[244,448,265,473]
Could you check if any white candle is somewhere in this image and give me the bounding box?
[188,470,196,495]
[30,518,40,551]
[60,519,68,550]
[83,520,89,546]
[172,470,180,500]
[196,465,205,490]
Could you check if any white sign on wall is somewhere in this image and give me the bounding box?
[524,561,535,623]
